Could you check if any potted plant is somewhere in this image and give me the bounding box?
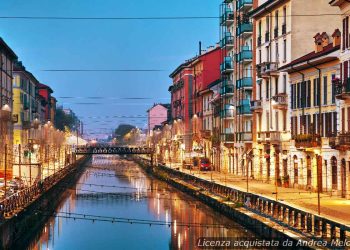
[283,175,290,188]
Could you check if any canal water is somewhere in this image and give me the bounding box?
[26,155,257,250]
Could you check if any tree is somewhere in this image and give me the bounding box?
[114,124,135,143]
[54,108,79,132]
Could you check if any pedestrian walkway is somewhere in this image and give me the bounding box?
[177,167,350,225]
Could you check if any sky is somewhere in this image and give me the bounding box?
[0,0,221,139]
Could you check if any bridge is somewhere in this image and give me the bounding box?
[75,145,153,155]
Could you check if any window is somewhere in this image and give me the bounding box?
[275,10,279,29]
[266,15,270,33]
[283,6,286,25]
[275,42,279,63]
[283,39,287,62]
[259,21,262,37]
[266,46,270,61]
[259,82,262,100]
[275,111,279,131]
[275,77,279,95]
[259,49,262,64]
[266,80,269,99]
[266,111,270,131]
[283,74,287,93]
[331,74,336,103]
[323,76,327,105]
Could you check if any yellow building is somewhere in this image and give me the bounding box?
[250,0,341,184]
[280,31,343,195]
[13,61,41,145]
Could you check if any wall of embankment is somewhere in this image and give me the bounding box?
[0,156,91,249]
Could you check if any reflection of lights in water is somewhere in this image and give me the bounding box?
[157,193,160,215]
[174,220,177,234]
[165,210,169,224]
[178,233,181,249]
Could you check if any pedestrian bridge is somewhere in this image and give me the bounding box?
[75,145,153,155]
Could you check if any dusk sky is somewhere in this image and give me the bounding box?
[0,0,220,138]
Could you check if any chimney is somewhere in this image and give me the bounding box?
[314,33,323,53]
[199,41,202,55]
[332,29,341,47]
[320,32,329,47]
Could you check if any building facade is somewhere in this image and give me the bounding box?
[280,32,343,195]
[13,61,41,145]
[147,103,170,135]
[250,0,340,185]
[0,38,18,178]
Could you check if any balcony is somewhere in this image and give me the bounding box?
[257,131,290,144]
[200,130,211,139]
[236,0,252,11]
[335,77,350,102]
[236,77,252,89]
[336,133,350,149]
[237,99,252,115]
[236,46,252,63]
[221,105,235,119]
[293,134,321,148]
[260,62,279,77]
[236,132,252,142]
[250,100,262,112]
[220,32,234,49]
[220,56,234,74]
[236,22,253,37]
[220,81,234,96]
[274,27,278,38]
[272,93,288,110]
[220,7,234,26]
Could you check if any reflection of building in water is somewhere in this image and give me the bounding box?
[148,187,251,250]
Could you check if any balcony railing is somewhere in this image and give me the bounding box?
[258,131,290,143]
[236,132,252,142]
[337,133,350,147]
[236,0,253,11]
[250,100,262,112]
[221,105,234,119]
[272,93,288,109]
[222,133,235,143]
[334,77,350,101]
[260,62,279,77]
[236,46,252,62]
[236,77,252,89]
[293,134,321,148]
[220,82,234,95]
[220,7,234,25]
[236,22,253,36]
[237,99,252,115]
[220,56,234,74]
[200,130,211,139]
[220,33,234,48]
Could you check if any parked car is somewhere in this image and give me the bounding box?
[199,158,211,171]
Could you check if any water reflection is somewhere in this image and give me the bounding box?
[27,155,256,250]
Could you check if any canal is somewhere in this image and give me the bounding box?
[25,155,257,250]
